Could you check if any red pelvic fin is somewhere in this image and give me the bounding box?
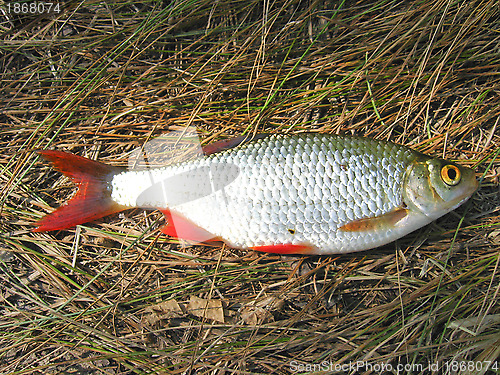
[34,150,125,232]
[250,243,316,255]
[202,134,269,155]
[160,209,220,243]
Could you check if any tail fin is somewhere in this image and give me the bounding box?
[34,150,126,232]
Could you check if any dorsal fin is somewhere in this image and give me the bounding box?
[202,134,269,155]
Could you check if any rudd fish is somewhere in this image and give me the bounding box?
[34,134,478,254]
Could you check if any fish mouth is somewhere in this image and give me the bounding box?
[420,175,478,220]
[441,177,479,214]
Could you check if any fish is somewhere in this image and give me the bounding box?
[33,133,478,254]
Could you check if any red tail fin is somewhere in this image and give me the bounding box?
[34,150,125,232]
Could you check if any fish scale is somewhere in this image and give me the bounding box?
[110,134,425,252]
[35,133,478,254]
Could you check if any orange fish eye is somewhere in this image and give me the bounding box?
[441,164,461,186]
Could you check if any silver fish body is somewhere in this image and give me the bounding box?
[110,134,478,254]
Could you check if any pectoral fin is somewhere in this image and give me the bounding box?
[339,207,409,232]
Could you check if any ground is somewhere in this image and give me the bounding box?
[1,0,499,374]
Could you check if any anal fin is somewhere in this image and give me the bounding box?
[339,207,408,232]
[160,209,220,243]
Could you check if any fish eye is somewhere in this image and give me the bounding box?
[441,164,461,186]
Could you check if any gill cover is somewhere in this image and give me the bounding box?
[402,156,478,220]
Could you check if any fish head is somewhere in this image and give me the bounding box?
[403,156,478,220]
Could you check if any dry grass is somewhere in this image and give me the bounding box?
[1,0,499,374]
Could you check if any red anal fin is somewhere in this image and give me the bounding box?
[339,207,409,232]
[160,209,220,243]
[34,150,125,232]
[250,243,316,255]
[202,134,269,155]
